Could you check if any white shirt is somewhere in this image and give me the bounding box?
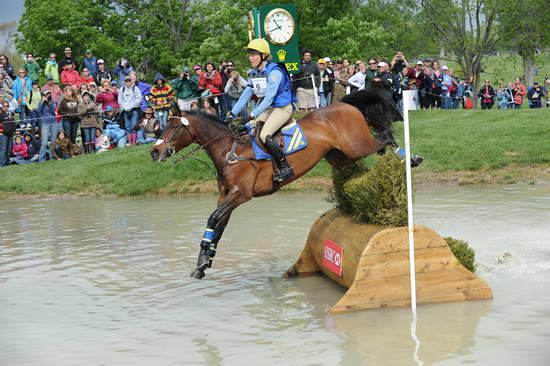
[348,71,366,90]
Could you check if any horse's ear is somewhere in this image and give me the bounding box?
[180,117,190,126]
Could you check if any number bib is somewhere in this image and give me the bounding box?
[251,77,268,98]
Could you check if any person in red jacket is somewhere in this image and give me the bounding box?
[95,79,120,111]
[198,62,222,95]
[61,62,81,88]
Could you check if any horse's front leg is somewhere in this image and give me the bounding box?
[191,187,249,279]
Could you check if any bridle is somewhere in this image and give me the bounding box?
[160,116,241,168]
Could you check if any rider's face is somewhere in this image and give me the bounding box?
[249,53,262,69]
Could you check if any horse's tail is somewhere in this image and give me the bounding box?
[340,88,402,135]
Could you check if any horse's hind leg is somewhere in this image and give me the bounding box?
[325,149,355,168]
[191,187,250,279]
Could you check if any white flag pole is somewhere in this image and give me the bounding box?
[311,74,319,109]
[403,89,423,366]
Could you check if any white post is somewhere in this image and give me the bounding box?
[402,89,416,311]
[403,89,423,366]
[311,74,319,109]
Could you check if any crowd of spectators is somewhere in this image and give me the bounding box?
[0,47,549,168]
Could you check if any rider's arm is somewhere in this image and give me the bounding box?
[251,69,283,118]
[230,86,253,116]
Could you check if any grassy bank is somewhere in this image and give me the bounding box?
[1,108,549,198]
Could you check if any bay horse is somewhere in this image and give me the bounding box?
[151,89,402,279]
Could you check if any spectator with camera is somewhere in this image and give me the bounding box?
[440,65,454,109]
[293,49,320,112]
[331,59,349,102]
[0,72,13,97]
[527,81,543,108]
[37,90,58,161]
[224,69,247,118]
[172,66,199,111]
[95,79,119,111]
[114,59,134,87]
[390,52,410,75]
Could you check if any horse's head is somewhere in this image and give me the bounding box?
[150,115,195,162]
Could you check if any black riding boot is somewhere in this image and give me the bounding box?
[264,135,294,182]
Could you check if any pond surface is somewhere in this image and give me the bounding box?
[1,184,549,366]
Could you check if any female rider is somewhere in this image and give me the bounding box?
[227,38,296,182]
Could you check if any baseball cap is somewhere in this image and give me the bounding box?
[442,65,449,70]
[97,59,105,64]
[317,58,326,64]
[181,66,190,73]
[42,90,51,95]
[324,57,331,62]
[85,49,92,54]
[416,60,423,65]
[64,47,72,53]
[193,65,202,71]
[46,75,54,80]
[105,106,114,112]
[377,61,388,67]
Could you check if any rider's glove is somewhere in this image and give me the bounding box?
[225,112,234,124]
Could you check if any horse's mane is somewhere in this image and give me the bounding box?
[183,110,229,131]
[340,89,402,134]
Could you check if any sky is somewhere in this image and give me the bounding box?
[0,0,25,23]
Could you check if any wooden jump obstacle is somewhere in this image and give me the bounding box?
[285,209,493,313]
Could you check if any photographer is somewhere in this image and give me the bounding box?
[114,58,133,88]
[390,52,410,75]
[172,66,199,111]
[37,90,58,162]
[224,70,247,119]
[0,72,14,97]
[527,81,543,108]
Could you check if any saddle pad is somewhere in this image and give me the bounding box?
[250,122,308,160]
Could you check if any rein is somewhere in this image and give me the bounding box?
[167,117,243,169]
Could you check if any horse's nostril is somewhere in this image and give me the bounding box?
[151,149,159,160]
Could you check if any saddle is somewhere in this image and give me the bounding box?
[252,118,296,154]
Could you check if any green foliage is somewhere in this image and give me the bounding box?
[331,151,408,227]
[328,160,369,214]
[444,237,476,272]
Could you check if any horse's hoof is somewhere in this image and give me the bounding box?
[191,268,205,279]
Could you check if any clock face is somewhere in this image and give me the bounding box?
[264,8,295,46]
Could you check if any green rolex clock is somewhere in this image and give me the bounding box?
[248,4,301,74]
[263,8,295,46]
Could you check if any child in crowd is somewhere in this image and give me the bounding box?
[23,53,41,82]
[202,97,217,115]
[102,105,127,148]
[52,130,75,160]
[26,80,42,130]
[10,134,29,164]
[95,127,110,152]
[136,107,160,144]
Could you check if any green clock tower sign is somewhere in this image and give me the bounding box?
[248,4,300,74]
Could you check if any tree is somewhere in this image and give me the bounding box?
[415,0,500,94]
[497,0,550,86]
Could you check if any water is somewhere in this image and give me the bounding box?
[1,185,549,366]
